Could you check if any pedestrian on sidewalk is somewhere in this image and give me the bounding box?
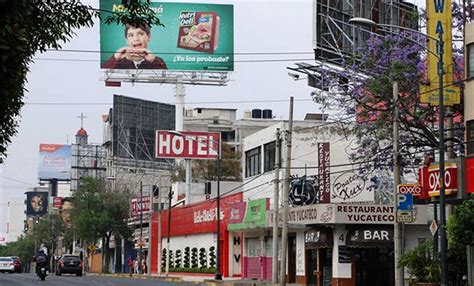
[134,258,139,274]
[141,259,147,274]
[128,257,133,277]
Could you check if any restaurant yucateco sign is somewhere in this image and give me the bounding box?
[155,131,220,159]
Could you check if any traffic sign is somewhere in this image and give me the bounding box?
[397,211,414,223]
[429,220,439,236]
[397,193,413,211]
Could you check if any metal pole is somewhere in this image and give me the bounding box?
[279,96,294,286]
[272,129,281,284]
[437,30,448,286]
[147,186,153,276]
[157,187,162,276]
[166,188,172,275]
[392,81,402,286]
[140,181,143,274]
[215,141,222,280]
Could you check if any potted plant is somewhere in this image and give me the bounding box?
[398,240,440,286]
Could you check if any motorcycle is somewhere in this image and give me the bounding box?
[37,265,47,281]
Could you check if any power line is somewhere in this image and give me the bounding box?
[33,57,316,64]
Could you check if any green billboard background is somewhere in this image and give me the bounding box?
[100,1,234,71]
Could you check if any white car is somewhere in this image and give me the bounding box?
[0,257,15,273]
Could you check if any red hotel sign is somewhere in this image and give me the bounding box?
[155,131,220,159]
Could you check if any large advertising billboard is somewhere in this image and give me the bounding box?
[100,1,234,71]
[26,192,48,216]
[38,144,72,180]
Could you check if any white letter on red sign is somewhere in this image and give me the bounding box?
[172,136,184,155]
[159,133,171,155]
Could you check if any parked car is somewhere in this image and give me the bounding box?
[0,257,15,273]
[10,256,22,273]
[56,255,82,276]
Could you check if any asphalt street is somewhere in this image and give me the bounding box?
[0,273,201,286]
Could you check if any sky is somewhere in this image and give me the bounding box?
[0,0,318,237]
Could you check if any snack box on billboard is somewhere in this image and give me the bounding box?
[177,11,220,53]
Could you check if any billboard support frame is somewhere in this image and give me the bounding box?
[103,70,229,86]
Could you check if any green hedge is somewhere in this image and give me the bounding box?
[161,267,216,274]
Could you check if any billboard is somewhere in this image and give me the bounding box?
[130,196,151,217]
[155,130,220,159]
[26,192,48,216]
[99,1,234,71]
[420,0,460,105]
[38,144,71,180]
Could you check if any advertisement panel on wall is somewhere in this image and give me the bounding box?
[38,144,72,180]
[26,192,48,216]
[99,1,234,71]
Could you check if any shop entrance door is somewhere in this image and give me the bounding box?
[306,248,332,286]
[354,247,394,286]
[288,235,296,283]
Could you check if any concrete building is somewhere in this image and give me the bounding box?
[5,198,25,243]
[233,120,432,285]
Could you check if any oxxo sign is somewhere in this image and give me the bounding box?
[428,162,458,197]
[398,184,422,196]
[155,131,220,159]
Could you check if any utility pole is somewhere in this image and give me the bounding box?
[165,188,173,275]
[139,181,143,274]
[392,81,403,286]
[147,185,154,276]
[157,187,162,276]
[272,128,281,284]
[279,97,294,286]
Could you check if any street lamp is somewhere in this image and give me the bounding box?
[168,130,222,280]
[349,17,448,285]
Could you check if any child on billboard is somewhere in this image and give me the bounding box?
[102,24,168,69]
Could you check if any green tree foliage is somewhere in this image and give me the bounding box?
[172,143,242,182]
[70,177,131,272]
[31,214,74,257]
[0,0,161,160]
[0,1,94,160]
[447,196,474,246]
[398,240,440,283]
[0,235,35,268]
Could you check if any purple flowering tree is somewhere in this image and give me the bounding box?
[311,5,467,177]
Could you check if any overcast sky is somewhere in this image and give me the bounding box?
[0,0,424,238]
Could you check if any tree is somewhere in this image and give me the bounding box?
[172,143,242,182]
[309,6,466,176]
[448,195,474,246]
[0,235,35,271]
[0,0,161,160]
[71,177,131,272]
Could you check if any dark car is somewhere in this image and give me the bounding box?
[10,256,22,273]
[56,255,82,276]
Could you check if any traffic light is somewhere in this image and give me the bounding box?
[24,221,28,232]
[35,217,40,224]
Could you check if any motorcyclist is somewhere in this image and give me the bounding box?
[34,249,48,275]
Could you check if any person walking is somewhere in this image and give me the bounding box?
[134,258,139,274]
[127,257,133,277]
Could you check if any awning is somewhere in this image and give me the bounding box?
[305,228,333,249]
[346,227,393,248]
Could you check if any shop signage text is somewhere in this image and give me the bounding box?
[130,197,150,217]
[332,172,365,201]
[398,184,422,196]
[156,131,220,159]
[194,207,225,223]
[428,162,458,196]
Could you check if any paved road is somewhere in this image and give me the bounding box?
[0,273,200,286]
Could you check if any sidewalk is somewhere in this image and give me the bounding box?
[86,272,278,285]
